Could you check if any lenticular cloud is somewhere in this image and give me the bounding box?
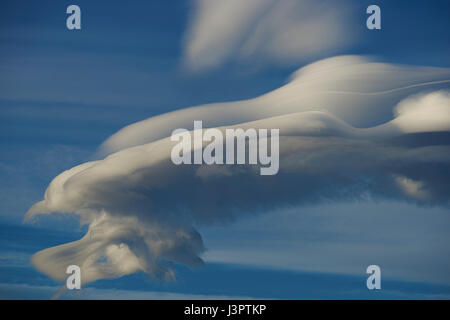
[26,56,450,285]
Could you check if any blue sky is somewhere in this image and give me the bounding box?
[0,0,450,299]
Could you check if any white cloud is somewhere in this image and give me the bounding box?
[184,0,357,71]
[26,56,450,287]
[395,176,429,200]
[100,56,450,155]
[392,90,450,133]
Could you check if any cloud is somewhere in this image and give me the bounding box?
[26,56,450,286]
[100,55,450,155]
[392,90,450,133]
[183,0,357,71]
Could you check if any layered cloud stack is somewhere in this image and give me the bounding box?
[26,55,450,285]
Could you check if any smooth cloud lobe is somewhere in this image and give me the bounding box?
[184,0,357,71]
[100,55,450,155]
[27,56,450,285]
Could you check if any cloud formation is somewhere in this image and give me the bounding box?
[100,55,450,155]
[183,0,357,71]
[27,56,450,285]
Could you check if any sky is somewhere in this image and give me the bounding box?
[0,0,449,299]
